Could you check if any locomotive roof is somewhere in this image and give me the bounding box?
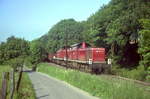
[71,42,91,48]
[60,42,91,50]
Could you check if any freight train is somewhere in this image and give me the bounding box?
[48,42,110,74]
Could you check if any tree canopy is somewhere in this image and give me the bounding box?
[138,19,150,80]
[0,36,30,64]
[29,40,47,65]
[39,19,84,53]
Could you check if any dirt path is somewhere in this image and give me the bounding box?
[28,71,98,99]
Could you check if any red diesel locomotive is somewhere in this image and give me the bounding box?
[48,42,110,74]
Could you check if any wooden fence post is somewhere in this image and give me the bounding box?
[10,69,15,99]
[1,72,9,99]
[16,67,23,92]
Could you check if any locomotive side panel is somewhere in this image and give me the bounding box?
[92,48,105,63]
[78,48,87,61]
[72,49,78,60]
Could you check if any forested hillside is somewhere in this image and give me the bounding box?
[85,0,150,67]
[36,0,150,81]
[39,19,84,52]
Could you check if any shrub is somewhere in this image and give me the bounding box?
[111,65,146,81]
[7,57,24,70]
[146,67,150,82]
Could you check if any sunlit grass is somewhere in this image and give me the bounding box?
[0,65,35,99]
[38,63,150,99]
[0,65,11,86]
[14,73,36,99]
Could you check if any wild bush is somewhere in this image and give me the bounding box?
[111,65,146,81]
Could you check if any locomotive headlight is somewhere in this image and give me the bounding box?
[89,59,92,64]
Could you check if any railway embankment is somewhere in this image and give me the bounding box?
[37,63,150,99]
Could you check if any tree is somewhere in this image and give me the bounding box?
[0,42,6,64]
[9,57,24,70]
[39,19,84,53]
[0,36,29,64]
[83,0,150,67]
[138,19,150,81]
[30,40,47,71]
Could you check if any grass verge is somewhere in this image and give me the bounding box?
[38,63,150,99]
[0,65,35,99]
[14,73,36,99]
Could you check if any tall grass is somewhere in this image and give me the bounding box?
[111,65,147,81]
[14,73,36,99]
[0,65,35,99]
[0,65,11,85]
[38,63,150,99]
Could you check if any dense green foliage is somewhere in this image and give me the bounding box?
[8,57,24,70]
[24,40,47,70]
[0,36,30,65]
[29,40,47,65]
[0,36,47,68]
[38,63,150,99]
[138,19,150,81]
[86,0,150,67]
[39,19,84,53]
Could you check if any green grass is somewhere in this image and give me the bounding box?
[111,65,147,81]
[38,63,150,99]
[14,73,36,99]
[0,65,35,99]
[0,65,11,86]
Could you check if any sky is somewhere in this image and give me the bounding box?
[0,0,111,42]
